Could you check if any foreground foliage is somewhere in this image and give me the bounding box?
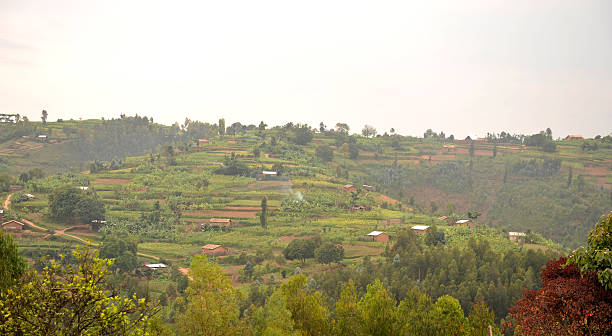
[568,211,612,289]
[506,257,612,335]
[0,247,156,336]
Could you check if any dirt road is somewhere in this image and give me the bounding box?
[3,193,12,210]
[4,191,161,260]
[20,218,47,231]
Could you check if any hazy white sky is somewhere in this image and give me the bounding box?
[1,0,611,138]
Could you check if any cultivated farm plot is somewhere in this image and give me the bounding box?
[342,244,384,258]
[183,210,259,218]
[92,178,131,184]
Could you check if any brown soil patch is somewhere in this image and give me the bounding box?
[184,210,258,218]
[93,178,131,184]
[225,206,279,210]
[379,194,399,204]
[454,147,493,156]
[380,218,402,226]
[3,193,11,210]
[583,165,609,177]
[223,265,244,286]
[582,165,611,188]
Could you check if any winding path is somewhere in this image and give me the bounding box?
[3,193,12,210]
[3,192,161,261]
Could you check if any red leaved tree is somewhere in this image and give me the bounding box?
[505,257,612,335]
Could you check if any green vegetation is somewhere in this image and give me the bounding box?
[1,118,611,334]
[0,247,156,335]
[0,230,27,292]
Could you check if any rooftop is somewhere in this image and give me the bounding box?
[209,218,231,223]
[202,244,223,250]
[1,220,25,227]
[411,225,430,231]
[509,232,527,236]
[367,231,385,236]
[456,219,470,224]
[145,263,167,268]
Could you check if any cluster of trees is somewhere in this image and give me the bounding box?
[48,186,105,223]
[99,235,139,273]
[18,168,45,183]
[283,236,345,265]
[491,174,610,248]
[314,230,557,321]
[215,152,251,176]
[510,158,561,177]
[89,159,123,173]
[0,116,41,143]
[523,129,556,152]
[65,115,182,164]
[1,213,611,335]
[179,257,499,336]
[0,245,156,335]
[423,128,449,140]
[506,213,612,334]
[485,131,523,144]
[365,146,608,248]
[315,144,334,162]
[101,200,181,241]
[0,173,14,192]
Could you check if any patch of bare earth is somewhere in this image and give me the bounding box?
[184,210,258,218]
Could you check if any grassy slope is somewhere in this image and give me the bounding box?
[7,127,608,293]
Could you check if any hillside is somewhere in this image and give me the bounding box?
[2,120,610,333]
[0,116,217,174]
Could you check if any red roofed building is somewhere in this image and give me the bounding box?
[202,244,228,256]
[209,218,232,227]
[1,220,25,232]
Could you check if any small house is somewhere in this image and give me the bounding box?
[202,244,228,256]
[145,263,167,269]
[411,225,430,235]
[565,135,584,141]
[37,135,48,142]
[257,171,279,180]
[90,220,107,231]
[362,184,375,191]
[508,232,527,243]
[343,184,357,193]
[455,219,474,228]
[437,216,448,221]
[262,171,278,180]
[367,231,390,242]
[208,218,232,228]
[1,220,25,232]
[198,139,209,146]
[25,193,35,200]
[78,186,89,191]
[442,144,456,152]
[351,205,371,212]
[0,209,4,223]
